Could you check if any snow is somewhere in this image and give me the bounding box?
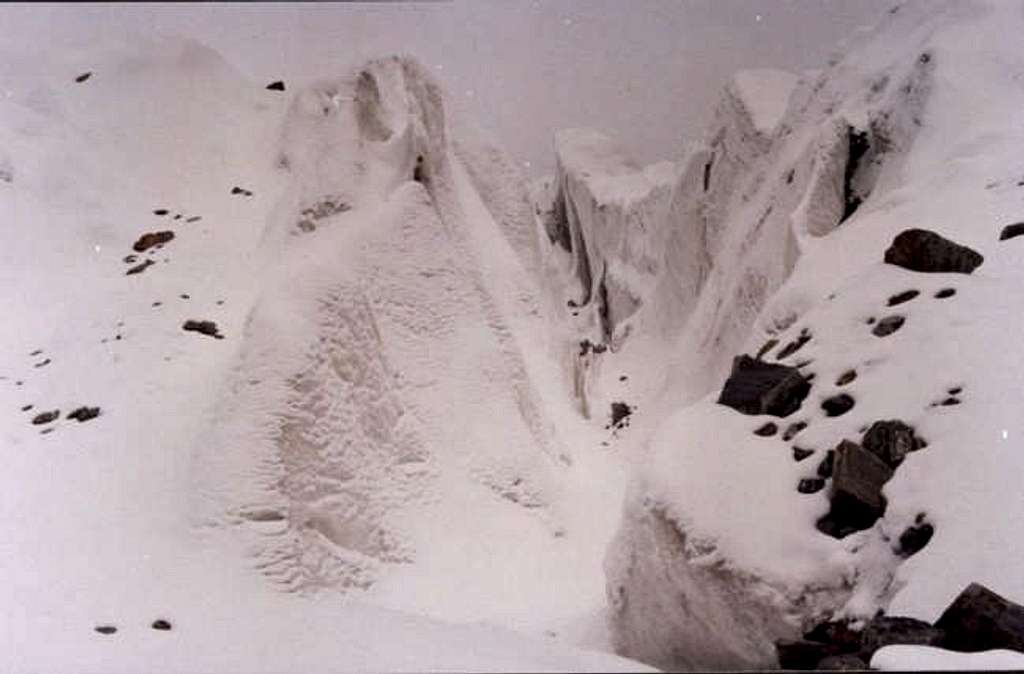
[730,69,799,135]
[872,645,1024,671]
[0,39,649,672]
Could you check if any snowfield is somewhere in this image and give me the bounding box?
[4,0,1024,671]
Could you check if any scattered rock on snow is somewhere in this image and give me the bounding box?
[798,477,826,494]
[31,410,60,425]
[861,419,925,468]
[151,619,172,631]
[776,328,812,360]
[132,230,174,252]
[998,222,1024,241]
[934,287,956,298]
[717,355,811,417]
[883,228,984,274]
[754,422,778,437]
[126,259,155,276]
[816,440,893,538]
[935,583,1024,653]
[94,625,116,635]
[821,393,855,417]
[67,406,101,423]
[887,289,919,306]
[755,338,779,360]
[20,404,33,412]
[231,186,253,197]
[266,80,286,91]
[610,401,633,429]
[793,447,814,462]
[182,320,223,339]
[872,315,905,337]
[153,208,169,216]
[835,369,857,386]
[896,519,935,558]
[75,72,92,83]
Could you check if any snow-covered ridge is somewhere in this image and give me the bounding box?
[602,0,1024,669]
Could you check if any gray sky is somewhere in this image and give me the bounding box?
[2,1,894,174]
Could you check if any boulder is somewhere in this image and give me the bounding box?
[860,616,944,658]
[817,440,893,538]
[861,420,924,467]
[776,639,835,669]
[883,228,983,274]
[783,421,808,441]
[151,619,172,631]
[935,583,1024,653]
[896,521,934,558]
[266,80,286,91]
[717,355,811,417]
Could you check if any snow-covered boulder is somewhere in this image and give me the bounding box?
[606,1,1024,669]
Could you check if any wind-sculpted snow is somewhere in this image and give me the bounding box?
[605,1,1024,669]
[199,55,577,602]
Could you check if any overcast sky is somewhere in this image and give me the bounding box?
[2,1,895,174]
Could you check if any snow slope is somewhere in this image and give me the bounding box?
[0,38,648,671]
[598,0,1024,669]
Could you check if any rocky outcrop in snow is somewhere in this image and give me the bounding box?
[604,1,1024,670]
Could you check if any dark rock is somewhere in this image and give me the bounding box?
[776,329,812,360]
[754,422,778,437]
[67,406,101,423]
[182,320,223,339]
[818,654,868,670]
[94,625,117,634]
[872,315,905,337]
[805,620,863,653]
[123,255,138,264]
[266,80,286,91]
[865,317,876,325]
[180,294,190,300]
[883,228,984,274]
[20,404,33,412]
[938,397,961,407]
[186,216,201,223]
[717,355,811,418]
[817,440,893,538]
[126,259,155,276]
[948,386,962,395]
[887,289,919,306]
[151,619,172,631]
[132,230,175,252]
[798,477,826,494]
[821,394,855,417]
[610,402,632,429]
[776,639,835,670]
[896,521,934,558]
[29,349,42,356]
[935,582,1024,653]
[793,447,814,462]
[862,420,925,468]
[152,301,162,307]
[860,616,944,659]
[75,72,92,83]
[34,358,51,368]
[999,222,1024,241]
[836,370,857,386]
[783,421,808,441]
[231,186,253,197]
[32,410,60,425]
[756,338,779,360]
[934,287,956,299]
[619,375,628,382]
[153,208,169,216]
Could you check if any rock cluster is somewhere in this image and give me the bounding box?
[778,583,1024,669]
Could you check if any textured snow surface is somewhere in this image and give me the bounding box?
[730,69,799,135]
[0,39,648,672]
